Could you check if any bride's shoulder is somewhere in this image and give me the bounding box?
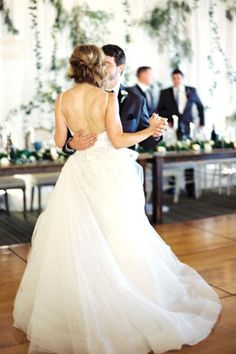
[90,86,108,100]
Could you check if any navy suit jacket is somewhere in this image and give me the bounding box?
[129,84,156,116]
[63,84,161,154]
[157,86,204,127]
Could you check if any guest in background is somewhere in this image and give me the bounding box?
[129,66,156,116]
[157,69,205,140]
[157,69,205,197]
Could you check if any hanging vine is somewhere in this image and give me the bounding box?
[220,0,236,21]
[141,0,235,98]
[122,0,133,83]
[71,4,110,47]
[0,0,19,34]
[5,0,110,131]
[122,0,132,44]
[141,0,199,68]
[29,0,43,93]
[207,0,236,96]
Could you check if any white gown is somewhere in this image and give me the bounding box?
[13,132,221,354]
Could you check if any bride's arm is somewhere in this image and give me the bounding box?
[105,92,157,149]
[54,95,68,148]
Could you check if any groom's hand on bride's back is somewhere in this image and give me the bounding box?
[67,130,97,152]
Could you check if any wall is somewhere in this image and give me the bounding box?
[0,0,235,148]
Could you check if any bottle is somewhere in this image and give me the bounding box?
[6,133,15,161]
[211,125,218,141]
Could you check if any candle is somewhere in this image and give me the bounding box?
[29,127,35,143]
[190,122,195,139]
[172,115,179,130]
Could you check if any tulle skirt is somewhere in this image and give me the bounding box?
[13,132,221,354]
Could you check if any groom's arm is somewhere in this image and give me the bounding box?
[62,129,74,155]
[62,128,97,156]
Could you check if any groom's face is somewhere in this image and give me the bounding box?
[104,55,125,83]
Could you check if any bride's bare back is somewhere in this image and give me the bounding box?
[55,84,158,149]
[61,83,107,135]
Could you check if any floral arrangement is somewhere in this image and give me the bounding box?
[0,147,67,167]
[138,139,236,154]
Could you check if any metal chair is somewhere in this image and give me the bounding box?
[25,127,60,211]
[30,173,59,211]
[0,176,27,218]
[200,159,236,196]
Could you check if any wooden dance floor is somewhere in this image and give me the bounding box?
[0,214,236,354]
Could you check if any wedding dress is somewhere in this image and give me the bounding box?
[13,132,221,354]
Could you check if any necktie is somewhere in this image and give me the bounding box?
[146,90,153,112]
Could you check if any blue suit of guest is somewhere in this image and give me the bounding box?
[157,87,204,128]
[156,69,205,196]
[157,69,204,139]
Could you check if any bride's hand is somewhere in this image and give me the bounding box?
[149,114,168,137]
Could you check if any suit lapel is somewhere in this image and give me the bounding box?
[118,84,126,118]
[135,84,146,99]
[185,86,191,100]
[183,86,191,114]
[118,86,122,106]
[171,88,179,111]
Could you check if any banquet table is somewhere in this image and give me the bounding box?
[151,149,236,224]
[1,150,236,224]
[0,161,64,177]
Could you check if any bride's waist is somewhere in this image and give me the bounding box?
[70,145,138,162]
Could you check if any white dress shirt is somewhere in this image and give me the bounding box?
[112,83,120,96]
[173,85,187,114]
[137,81,149,93]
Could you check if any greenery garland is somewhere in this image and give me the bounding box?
[1,138,235,166]
[138,138,236,154]
[0,147,67,165]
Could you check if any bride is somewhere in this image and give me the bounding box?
[13,44,221,354]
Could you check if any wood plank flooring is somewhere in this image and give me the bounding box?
[0,214,236,354]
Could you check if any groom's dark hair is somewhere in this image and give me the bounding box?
[102,44,126,66]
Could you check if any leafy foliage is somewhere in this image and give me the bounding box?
[208,0,236,96]
[141,0,198,68]
[5,0,110,131]
[0,0,19,34]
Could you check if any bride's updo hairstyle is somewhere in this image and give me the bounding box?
[68,44,107,88]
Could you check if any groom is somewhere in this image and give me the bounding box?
[62,44,164,154]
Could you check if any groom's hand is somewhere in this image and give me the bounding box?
[68,130,97,151]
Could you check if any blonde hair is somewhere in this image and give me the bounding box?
[68,44,107,88]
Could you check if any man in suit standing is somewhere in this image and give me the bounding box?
[63,45,166,154]
[129,66,156,116]
[157,69,205,197]
[157,69,205,140]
